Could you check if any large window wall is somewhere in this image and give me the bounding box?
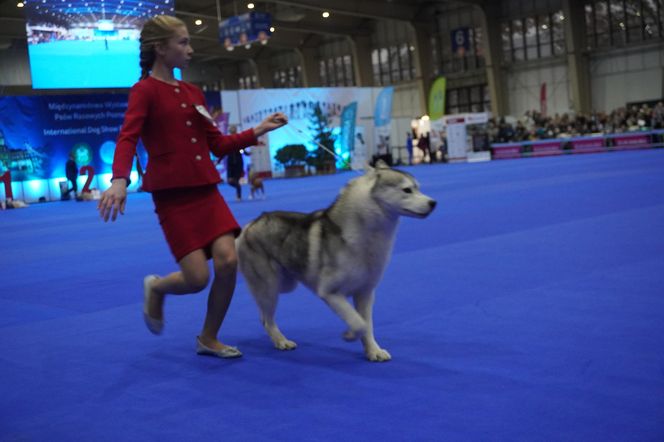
[431,7,485,76]
[320,54,355,87]
[370,20,416,86]
[501,10,566,62]
[585,0,664,48]
[318,39,355,87]
[446,84,491,114]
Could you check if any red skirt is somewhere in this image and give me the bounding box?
[152,185,240,262]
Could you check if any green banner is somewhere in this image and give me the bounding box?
[428,76,447,120]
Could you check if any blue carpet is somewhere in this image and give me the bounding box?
[1,150,663,441]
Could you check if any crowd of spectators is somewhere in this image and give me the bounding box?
[489,102,664,144]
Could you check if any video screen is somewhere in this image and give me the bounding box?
[25,0,174,89]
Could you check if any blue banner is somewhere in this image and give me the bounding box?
[374,87,394,128]
[339,102,357,163]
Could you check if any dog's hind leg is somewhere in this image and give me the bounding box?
[350,291,391,362]
[254,290,297,350]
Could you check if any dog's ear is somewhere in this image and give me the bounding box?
[374,159,390,170]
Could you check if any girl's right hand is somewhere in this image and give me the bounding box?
[98,179,128,222]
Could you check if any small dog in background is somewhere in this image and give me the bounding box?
[248,168,265,200]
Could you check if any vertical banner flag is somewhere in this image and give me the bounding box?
[540,82,547,117]
[451,28,470,57]
[428,76,447,150]
[339,102,357,168]
[374,86,394,158]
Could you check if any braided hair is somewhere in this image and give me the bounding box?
[138,15,186,80]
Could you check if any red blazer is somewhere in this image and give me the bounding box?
[112,76,257,192]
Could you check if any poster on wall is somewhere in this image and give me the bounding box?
[236,87,375,176]
[0,94,138,182]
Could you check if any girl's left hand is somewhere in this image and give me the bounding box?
[255,113,288,136]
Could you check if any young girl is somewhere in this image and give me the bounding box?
[98,15,287,358]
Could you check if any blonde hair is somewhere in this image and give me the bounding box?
[139,15,186,80]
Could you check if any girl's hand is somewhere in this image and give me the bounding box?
[254,112,288,137]
[98,179,128,222]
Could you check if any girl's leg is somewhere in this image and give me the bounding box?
[145,249,210,322]
[198,233,238,350]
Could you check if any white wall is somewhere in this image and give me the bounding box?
[506,60,570,117]
[590,45,664,112]
[389,81,423,159]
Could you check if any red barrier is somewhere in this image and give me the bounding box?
[491,143,522,160]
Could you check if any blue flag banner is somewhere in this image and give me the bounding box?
[219,12,272,49]
[374,87,394,128]
[339,102,358,166]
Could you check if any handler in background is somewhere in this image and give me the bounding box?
[98,15,287,359]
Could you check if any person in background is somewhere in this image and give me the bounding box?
[225,125,245,201]
[63,152,79,201]
[405,131,414,165]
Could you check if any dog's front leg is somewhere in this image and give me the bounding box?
[321,294,367,340]
[352,291,391,362]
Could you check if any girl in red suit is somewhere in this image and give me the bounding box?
[98,15,287,359]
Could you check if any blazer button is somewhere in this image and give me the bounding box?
[186,120,192,126]
[191,137,197,143]
[174,88,180,93]
[181,103,187,108]
[195,155,202,161]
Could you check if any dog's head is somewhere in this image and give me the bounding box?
[367,160,436,218]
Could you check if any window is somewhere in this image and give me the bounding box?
[501,10,566,62]
[238,75,257,90]
[586,0,664,48]
[446,84,491,115]
[319,55,355,87]
[371,44,415,86]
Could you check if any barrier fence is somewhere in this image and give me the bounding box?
[491,130,664,160]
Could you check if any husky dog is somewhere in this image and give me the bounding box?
[236,161,436,361]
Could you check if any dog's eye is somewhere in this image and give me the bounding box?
[403,188,413,194]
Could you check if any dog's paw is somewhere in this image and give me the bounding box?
[366,348,391,362]
[274,339,297,350]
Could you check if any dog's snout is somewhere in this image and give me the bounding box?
[428,200,437,210]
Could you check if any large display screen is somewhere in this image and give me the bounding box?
[24,0,174,89]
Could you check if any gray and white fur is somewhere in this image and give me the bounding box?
[236,161,436,361]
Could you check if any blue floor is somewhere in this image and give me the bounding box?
[1,150,663,441]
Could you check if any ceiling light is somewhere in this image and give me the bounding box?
[17,1,24,7]
[269,26,275,32]
[247,3,254,9]
[322,11,330,18]
[194,19,202,25]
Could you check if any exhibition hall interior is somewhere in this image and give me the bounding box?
[0,0,663,440]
